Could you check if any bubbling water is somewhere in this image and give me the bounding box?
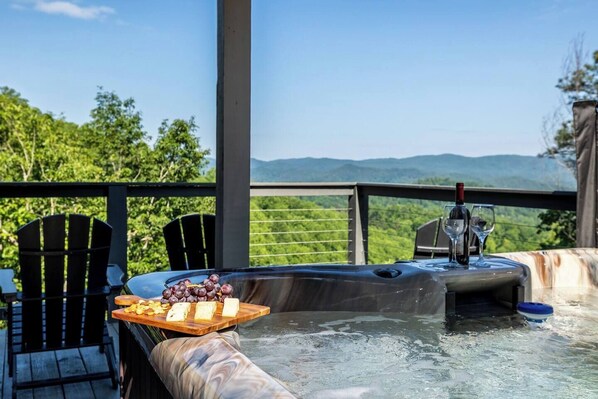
[239,288,598,399]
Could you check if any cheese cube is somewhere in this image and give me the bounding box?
[166,302,191,322]
[194,301,217,321]
[222,298,239,317]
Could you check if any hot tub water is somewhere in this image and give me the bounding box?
[239,288,598,399]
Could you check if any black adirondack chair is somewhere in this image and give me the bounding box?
[413,217,480,259]
[0,214,122,398]
[163,213,215,270]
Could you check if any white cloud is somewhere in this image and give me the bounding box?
[32,1,115,20]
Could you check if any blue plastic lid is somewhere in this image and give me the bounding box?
[517,302,553,315]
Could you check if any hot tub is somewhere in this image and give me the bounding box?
[118,256,535,398]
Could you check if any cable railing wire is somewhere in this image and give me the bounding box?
[369,205,542,229]
[281,260,350,266]
[251,239,349,247]
[251,218,349,224]
[497,221,539,228]
[250,229,350,236]
[250,250,349,258]
[251,208,350,212]
[248,199,546,265]
[250,204,351,265]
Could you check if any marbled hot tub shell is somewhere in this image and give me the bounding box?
[118,249,598,398]
[125,258,530,315]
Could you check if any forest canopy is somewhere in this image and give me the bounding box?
[0,87,214,277]
[0,86,563,280]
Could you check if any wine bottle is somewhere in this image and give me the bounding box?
[452,182,470,265]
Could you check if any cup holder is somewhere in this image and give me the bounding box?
[373,268,401,278]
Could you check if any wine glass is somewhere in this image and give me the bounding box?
[470,204,496,267]
[441,204,467,268]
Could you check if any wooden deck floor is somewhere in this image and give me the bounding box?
[0,322,120,399]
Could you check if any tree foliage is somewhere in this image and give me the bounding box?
[82,89,150,181]
[0,87,213,278]
[539,40,598,248]
[543,45,598,167]
[0,86,558,282]
[536,209,576,249]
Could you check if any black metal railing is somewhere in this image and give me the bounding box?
[0,182,576,273]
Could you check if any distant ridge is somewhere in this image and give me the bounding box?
[246,154,576,190]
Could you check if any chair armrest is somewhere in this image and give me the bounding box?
[107,264,125,291]
[0,269,17,303]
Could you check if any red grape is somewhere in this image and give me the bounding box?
[221,284,233,295]
[204,281,215,292]
[162,277,235,303]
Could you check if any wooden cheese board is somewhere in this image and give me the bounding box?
[112,295,270,336]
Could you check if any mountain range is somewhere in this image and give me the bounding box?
[208,154,577,191]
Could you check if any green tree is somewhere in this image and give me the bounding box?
[0,87,213,278]
[152,118,209,182]
[540,39,598,248]
[127,117,213,276]
[81,89,151,181]
[0,87,105,279]
[536,209,576,249]
[0,87,100,183]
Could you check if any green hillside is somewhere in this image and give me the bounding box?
[249,155,576,190]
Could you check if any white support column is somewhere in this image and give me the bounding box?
[216,0,251,269]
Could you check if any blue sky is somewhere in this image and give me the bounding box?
[1,0,597,161]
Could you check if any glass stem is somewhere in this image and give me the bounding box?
[478,236,485,262]
[450,237,457,263]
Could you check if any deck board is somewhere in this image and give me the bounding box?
[31,351,60,381]
[33,385,64,399]
[15,353,32,385]
[79,347,109,374]
[79,346,117,397]
[56,348,87,377]
[1,321,120,399]
[63,382,95,398]
[91,378,117,399]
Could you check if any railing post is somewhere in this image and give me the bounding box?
[362,189,369,263]
[215,0,251,269]
[107,185,128,276]
[348,186,368,264]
